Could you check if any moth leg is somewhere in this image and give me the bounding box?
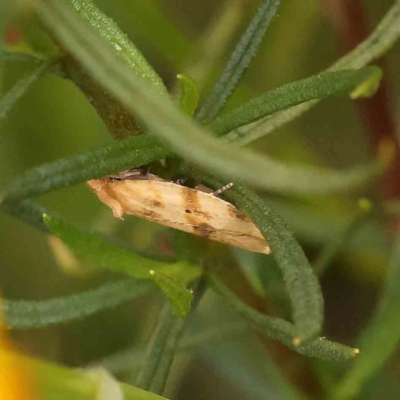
[212,182,234,197]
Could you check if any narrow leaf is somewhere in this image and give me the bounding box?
[2,134,168,200]
[43,214,195,280]
[68,0,166,95]
[0,60,51,122]
[333,232,400,400]
[136,303,186,394]
[3,279,151,329]
[196,0,281,123]
[222,185,323,343]
[177,74,199,116]
[210,67,382,136]
[33,0,386,196]
[210,274,359,362]
[149,270,193,318]
[225,1,400,145]
[0,199,48,232]
[0,51,41,63]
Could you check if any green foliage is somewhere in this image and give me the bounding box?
[195,0,281,123]
[177,74,199,116]
[68,0,167,95]
[149,271,193,318]
[3,279,152,328]
[225,0,400,145]
[43,214,197,316]
[1,0,400,399]
[333,233,400,400]
[0,59,51,121]
[31,0,384,196]
[2,134,168,200]
[210,274,358,363]
[136,303,187,394]
[211,67,382,137]
[222,185,323,343]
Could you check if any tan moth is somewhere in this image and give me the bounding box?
[87,170,270,255]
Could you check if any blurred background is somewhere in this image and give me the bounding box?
[1,0,400,398]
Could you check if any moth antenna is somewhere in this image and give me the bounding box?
[212,182,234,197]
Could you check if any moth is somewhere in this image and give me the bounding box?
[87,170,270,255]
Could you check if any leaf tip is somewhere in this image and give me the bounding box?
[357,197,373,213]
[292,337,302,347]
[352,347,360,356]
[350,67,382,99]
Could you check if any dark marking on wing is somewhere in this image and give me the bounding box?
[194,222,216,238]
[147,199,163,208]
[193,209,212,220]
[182,187,202,225]
[227,204,248,221]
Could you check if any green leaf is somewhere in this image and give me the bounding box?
[0,60,51,122]
[210,274,359,362]
[68,0,166,95]
[149,270,193,318]
[349,67,382,99]
[3,279,151,329]
[0,198,48,232]
[43,214,199,317]
[210,67,382,136]
[177,74,199,116]
[195,0,281,123]
[225,1,400,145]
[0,51,42,63]
[43,213,195,279]
[221,185,323,343]
[136,303,187,394]
[33,0,385,196]
[333,232,400,400]
[1,134,168,200]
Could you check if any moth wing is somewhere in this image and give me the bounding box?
[103,181,270,255]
